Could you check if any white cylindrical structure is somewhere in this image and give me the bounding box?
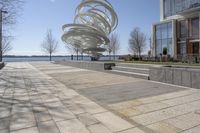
[62,0,118,57]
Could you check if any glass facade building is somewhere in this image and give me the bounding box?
[152,0,200,58]
[164,0,200,18]
[155,22,173,56]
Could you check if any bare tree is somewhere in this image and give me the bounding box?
[1,0,23,26]
[41,29,59,61]
[2,36,12,55]
[108,33,120,60]
[1,0,23,57]
[65,44,81,60]
[129,27,146,59]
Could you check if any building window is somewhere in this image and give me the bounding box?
[180,43,187,55]
[155,21,173,56]
[175,0,182,12]
[174,0,200,13]
[164,0,175,17]
[191,18,199,39]
[179,20,187,38]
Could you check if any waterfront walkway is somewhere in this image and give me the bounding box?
[1,62,200,133]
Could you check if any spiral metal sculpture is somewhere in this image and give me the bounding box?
[62,0,118,59]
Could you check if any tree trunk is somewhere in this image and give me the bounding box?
[77,50,78,60]
[50,53,52,61]
[109,52,111,60]
[113,51,115,60]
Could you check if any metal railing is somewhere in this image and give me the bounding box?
[177,54,200,63]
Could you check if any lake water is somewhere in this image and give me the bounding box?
[3,56,119,62]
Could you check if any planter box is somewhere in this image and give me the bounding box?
[149,66,200,89]
[55,61,115,72]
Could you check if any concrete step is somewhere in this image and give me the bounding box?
[113,66,149,74]
[116,63,152,69]
[109,70,149,80]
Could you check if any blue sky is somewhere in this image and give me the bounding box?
[9,0,160,56]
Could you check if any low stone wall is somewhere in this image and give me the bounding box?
[0,62,4,69]
[55,61,115,71]
[149,66,200,89]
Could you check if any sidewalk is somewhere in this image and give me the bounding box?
[0,62,200,133]
[0,62,138,133]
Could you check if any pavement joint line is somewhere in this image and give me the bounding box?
[65,79,144,92]
[140,112,192,127]
[147,80,197,90]
[130,93,200,109]
[179,124,200,133]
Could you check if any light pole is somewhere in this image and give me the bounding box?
[0,10,8,62]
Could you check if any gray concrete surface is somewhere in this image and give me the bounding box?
[150,66,200,89]
[55,61,115,71]
[1,62,200,133]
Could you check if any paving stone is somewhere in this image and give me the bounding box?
[131,107,183,125]
[93,112,134,132]
[0,129,9,133]
[147,122,182,133]
[147,121,181,133]
[10,127,39,133]
[41,95,60,103]
[119,128,146,133]
[32,105,47,113]
[78,113,99,126]
[87,123,112,133]
[137,95,166,104]
[133,102,170,113]
[38,120,60,133]
[10,112,36,131]
[132,100,200,126]
[34,111,52,122]
[161,93,200,106]
[163,113,200,131]
[109,100,142,110]
[48,107,75,122]
[160,89,197,99]
[80,102,107,114]
[118,107,142,117]
[56,119,90,133]
[0,117,10,130]
[12,106,32,114]
[181,125,200,133]
[0,108,11,118]
[66,102,86,115]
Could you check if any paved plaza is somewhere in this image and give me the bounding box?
[0,62,200,133]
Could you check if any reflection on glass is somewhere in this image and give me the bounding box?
[155,22,173,56]
[180,20,187,38]
[191,18,199,39]
[164,0,200,18]
[180,43,187,55]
